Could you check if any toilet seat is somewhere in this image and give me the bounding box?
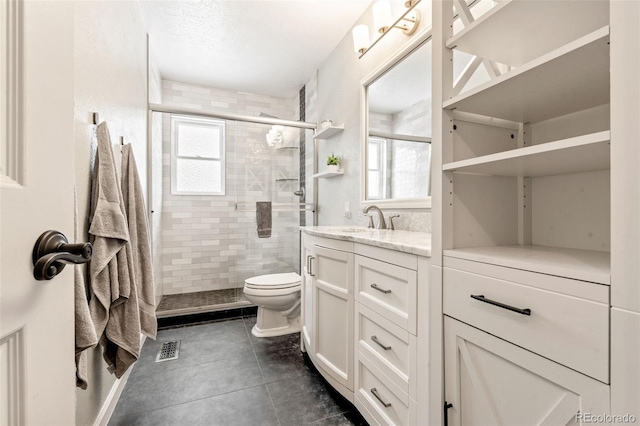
[244,272,301,291]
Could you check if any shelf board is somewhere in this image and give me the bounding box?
[276,146,299,151]
[312,169,344,179]
[443,131,610,177]
[444,245,610,285]
[275,178,299,182]
[314,125,344,140]
[447,0,609,67]
[444,26,610,123]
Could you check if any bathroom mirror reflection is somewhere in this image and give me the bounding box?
[362,38,432,208]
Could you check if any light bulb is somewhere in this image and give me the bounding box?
[352,25,370,54]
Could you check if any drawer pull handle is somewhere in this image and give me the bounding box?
[371,283,391,294]
[370,388,392,407]
[371,335,392,350]
[309,256,315,277]
[470,294,531,316]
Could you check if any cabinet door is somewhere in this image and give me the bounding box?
[301,238,315,354]
[444,317,609,426]
[313,244,354,390]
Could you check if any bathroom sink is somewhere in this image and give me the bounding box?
[324,227,371,233]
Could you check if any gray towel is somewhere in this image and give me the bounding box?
[75,186,98,390]
[256,201,272,238]
[121,144,157,339]
[88,122,141,379]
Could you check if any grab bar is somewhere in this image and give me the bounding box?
[234,202,315,212]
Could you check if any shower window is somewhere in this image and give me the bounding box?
[171,115,226,195]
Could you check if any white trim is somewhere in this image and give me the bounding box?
[360,31,433,210]
[1,0,24,187]
[94,336,146,426]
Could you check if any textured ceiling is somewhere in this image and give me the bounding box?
[138,0,372,98]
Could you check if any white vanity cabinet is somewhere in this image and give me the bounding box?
[353,244,422,426]
[300,228,432,425]
[301,233,355,399]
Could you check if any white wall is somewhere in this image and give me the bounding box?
[315,0,432,232]
[73,1,149,424]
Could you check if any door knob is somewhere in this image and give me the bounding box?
[32,230,92,281]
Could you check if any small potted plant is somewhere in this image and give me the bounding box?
[327,153,340,173]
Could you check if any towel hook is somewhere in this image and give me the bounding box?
[92,112,99,125]
[32,230,92,280]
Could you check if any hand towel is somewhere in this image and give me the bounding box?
[88,122,141,378]
[75,186,98,390]
[256,201,272,238]
[121,144,157,339]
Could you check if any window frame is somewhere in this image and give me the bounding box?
[170,115,226,196]
[367,136,387,200]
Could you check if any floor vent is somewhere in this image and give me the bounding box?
[156,340,180,362]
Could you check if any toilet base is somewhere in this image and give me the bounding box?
[251,308,300,337]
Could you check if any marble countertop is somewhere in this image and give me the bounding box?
[300,226,432,257]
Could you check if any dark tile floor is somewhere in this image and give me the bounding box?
[109,315,368,426]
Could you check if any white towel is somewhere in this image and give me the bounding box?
[88,122,141,378]
[121,144,157,339]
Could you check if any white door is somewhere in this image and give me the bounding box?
[313,245,354,391]
[444,317,610,426]
[1,1,76,424]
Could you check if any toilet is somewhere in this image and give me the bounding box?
[243,272,301,337]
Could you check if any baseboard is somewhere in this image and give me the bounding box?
[93,335,146,426]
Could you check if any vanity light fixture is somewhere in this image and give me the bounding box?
[352,0,421,58]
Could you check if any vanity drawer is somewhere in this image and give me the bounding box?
[443,266,610,383]
[356,255,417,334]
[355,353,417,426]
[356,304,417,398]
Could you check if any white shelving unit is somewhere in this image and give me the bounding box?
[428,2,640,424]
[313,124,343,140]
[443,131,610,177]
[446,0,609,67]
[444,27,610,123]
[444,245,610,285]
[312,169,344,179]
[431,2,618,421]
[438,0,612,280]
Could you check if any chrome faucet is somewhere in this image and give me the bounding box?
[362,205,387,229]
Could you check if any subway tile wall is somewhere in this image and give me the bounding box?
[160,80,310,295]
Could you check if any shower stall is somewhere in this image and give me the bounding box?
[151,107,315,317]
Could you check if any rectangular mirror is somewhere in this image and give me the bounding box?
[362,37,432,208]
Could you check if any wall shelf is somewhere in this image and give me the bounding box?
[443,131,610,177]
[276,146,299,151]
[314,124,344,140]
[444,245,610,285]
[447,0,609,67]
[275,178,299,182]
[313,169,344,179]
[444,27,610,123]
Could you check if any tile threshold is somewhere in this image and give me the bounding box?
[156,300,254,318]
